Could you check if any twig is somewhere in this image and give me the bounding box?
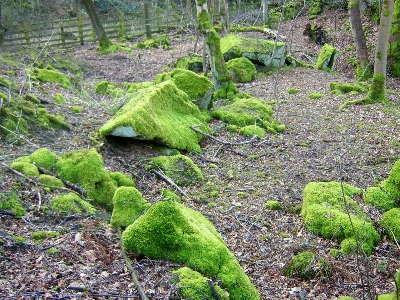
[207,279,222,300]
[190,124,258,145]
[118,228,149,300]
[0,124,39,148]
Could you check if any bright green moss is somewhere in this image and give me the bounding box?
[338,297,355,300]
[365,186,396,210]
[173,267,228,299]
[161,189,180,201]
[55,148,118,210]
[226,57,257,83]
[287,88,298,94]
[53,93,66,105]
[98,81,210,152]
[239,125,266,138]
[0,191,26,218]
[49,193,97,215]
[381,208,400,243]
[315,44,339,70]
[110,187,151,228]
[264,200,282,210]
[126,81,154,94]
[24,93,41,104]
[32,231,60,242]
[309,92,322,99]
[301,181,380,255]
[70,106,82,114]
[226,124,238,132]
[37,108,69,130]
[213,80,240,100]
[176,56,203,73]
[32,68,72,89]
[146,154,204,186]
[330,82,367,94]
[364,72,388,103]
[30,148,57,170]
[122,200,260,299]
[377,272,400,299]
[340,238,357,255]
[39,174,65,188]
[212,97,273,126]
[284,251,330,280]
[155,68,215,109]
[10,161,39,177]
[109,171,135,187]
[95,81,124,97]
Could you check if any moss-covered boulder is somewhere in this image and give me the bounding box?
[365,159,400,210]
[381,208,400,243]
[173,267,228,299]
[316,44,339,70]
[226,57,257,83]
[55,148,118,210]
[301,181,380,255]
[155,69,215,110]
[176,55,203,73]
[30,148,58,170]
[220,34,286,67]
[110,187,150,228]
[283,251,330,280]
[10,161,40,177]
[38,174,65,188]
[48,193,97,215]
[146,154,204,186]
[98,81,210,152]
[239,124,266,138]
[122,200,260,299]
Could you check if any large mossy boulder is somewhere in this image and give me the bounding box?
[155,69,215,110]
[98,81,210,152]
[55,148,118,211]
[315,44,339,70]
[122,200,260,299]
[145,154,204,186]
[220,34,286,67]
[301,181,380,255]
[365,159,400,210]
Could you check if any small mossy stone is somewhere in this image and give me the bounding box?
[264,200,282,210]
[110,187,150,228]
[226,57,257,83]
[0,191,26,218]
[239,125,266,138]
[39,174,65,188]
[70,106,82,114]
[381,208,400,243]
[33,68,72,89]
[161,188,180,201]
[176,56,203,73]
[30,148,57,170]
[109,171,135,187]
[53,93,66,105]
[49,193,97,215]
[173,267,228,299]
[10,161,39,177]
[309,92,322,99]
[146,154,204,186]
[316,44,339,70]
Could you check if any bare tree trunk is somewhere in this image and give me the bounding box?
[219,0,230,36]
[349,0,370,79]
[262,0,269,26]
[144,1,152,39]
[81,0,111,49]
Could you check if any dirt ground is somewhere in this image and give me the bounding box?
[1,8,400,300]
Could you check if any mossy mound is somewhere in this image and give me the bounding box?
[239,125,266,138]
[38,174,65,188]
[98,81,210,152]
[30,67,72,89]
[283,251,330,280]
[109,172,136,187]
[301,181,380,255]
[176,55,203,73]
[330,82,367,94]
[220,34,286,67]
[315,44,339,70]
[30,148,58,170]
[55,148,118,210]
[10,161,40,177]
[155,68,215,110]
[264,200,282,210]
[365,159,400,210]
[226,57,257,83]
[94,80,124,97]
[172,267,228,299]
[48,193,97,215]
[126,81,154,94]
[122,200,260,299]
[381,208,400,243]
[377,272,400,300]
[110,187,150,228]
[0,191,26,218]
[146,154,204,186]
[212,97,273,126]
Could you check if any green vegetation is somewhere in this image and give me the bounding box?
[315,44,339,70]
[48,193,97,215]
[226,57,257,83]
[309,92,322,99]
[10,161,40,176]
[32,231,60,242]
[330,82,367,94]
[122,200,260,299]
[31,148,58,170]
[70,106,82,114]
[287,88,299,94]
[0,191,26,218]
[381,208,400,243]
[264,200,282,210]
[284,251,330,280]
[29,66,72,89]
[53,93,66,104]
[176,55,203,73]
[109,171,135,187]
[239,125,266,138]
[39,174,65,188]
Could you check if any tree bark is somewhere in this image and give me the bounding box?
[348,0,370,79]
[262,0,269,26]
[219,0,230,36]
[81,0,111,49]
[144,1,152,39]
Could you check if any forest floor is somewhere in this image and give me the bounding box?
[1,9,400,300]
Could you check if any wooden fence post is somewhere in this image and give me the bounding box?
[23,22,30,45]
[60,22,66,46]
[78,14,84,45]
[144,1,152,39]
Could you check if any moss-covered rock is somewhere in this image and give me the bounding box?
[155,68,215,110]
[55,148,118,210]
[110,187,150,228]
[48,193,97,215]
[122,200,260,299]
[284,251,330,280]
[37,108,69,130]
[109,171,135,187]
[173,267,228,299]
[316,44,339,70]
[176,55,203,73]
[0,191,26,218]
[98,81,210,152]
[38,174,65,188]
[212,97,273,126]
[30,148,58,170]
[381,208,400,243]
[239,125,266,138]
[226,57,257,83]
[10,161,39,177]
[301,181,380,255]
[31,67,72,89]
[126,81,154,94]
[146,154,204,186]
[330,82,367,94]
[220,34,286,67]
[94,80,124,97]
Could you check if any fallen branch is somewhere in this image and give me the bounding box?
[207,279,222,300]
[190,124,258,145]
[118,228,148,300]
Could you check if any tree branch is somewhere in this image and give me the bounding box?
[190,124,258,145]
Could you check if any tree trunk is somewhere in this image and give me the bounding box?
[219,0,230,36]
[144,1,152,39]
[262,0,269,26]
[81,0,111,49]
[348,0,371,79]
[366,0,394,103]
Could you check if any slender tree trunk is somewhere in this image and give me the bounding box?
[81,0,111,48]
[262,0,269,26]
[144,1,152,39]
[348,0,371,79]
[219,0,230,36]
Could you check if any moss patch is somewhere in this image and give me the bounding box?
[316,44,339,70]
[39,174,65,188]
[10,161,39,177]
[381,208,400,243]
[122,200,260,299]
[226,57,257,83]
[176,55,203,73]
[146,154,204,186]
[30,148,58,170]
[98,81,210,152]
[239,125,266,138]
[264,200,282,210]
[53,93,66,104]
[110,187,150,228]
[301,181,380,255]
[284,251,330,280]
[32,231,60,242]
[49,193,97,215]
[109,172,135,187]
[31,67,72,89]
[0,191,26,218]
